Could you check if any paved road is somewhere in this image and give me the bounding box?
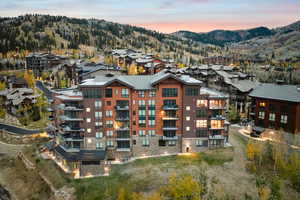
[36,81,53,100]
[0,123,40,135]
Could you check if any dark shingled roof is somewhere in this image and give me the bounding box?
[249,84,300,103]
[54,145,106,162]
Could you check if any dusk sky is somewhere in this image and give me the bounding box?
[0,0,299,33]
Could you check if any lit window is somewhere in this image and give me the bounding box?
[196,100,207,107]
[280,115,287,124]
[186,126,190,131]
[186,116,190,121]
[259,102,266,107]
[86,107,90,112]
[149,90,156,97]
[96,142,103,149]
[196,120,207,128]
[148,120,156,127]
[87,128,91,133]
[269,113,275,121]
[86,118,91,123]
[259,112,265,119]
[211,120,222,129]
[186,106,191,111]
[168,141,176,146]
[95,121,102,127]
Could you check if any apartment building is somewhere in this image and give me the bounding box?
[249,83,300,134]
[51,72,229,177]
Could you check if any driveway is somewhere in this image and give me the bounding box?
[36,81,53,100]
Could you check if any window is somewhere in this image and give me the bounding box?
[105,88,113,98]
[106,120,113,128]
[95,111,102,119]
[121,88,129,97]
[258,111,265,119]
[149,90,156,97]
[186,116,190,121]
[211,120,222,129]
[196,109,207,118]
[95,122,102,127]
[106,110,113,117]
[148,110,156,116]
[115,89,118,95]
[96,142,103,149]
[148,100,155,106]
[139,130,146,136]
[106,101,111,106]
[96,132,103,138]
[197,100,207,107]
[196,130,208,137]
[148,130,156,136]
[106,130,113,137]
[168,141,176,146]
[142,139,150,146]
[269,113,275,121]
[139,119,146,127]
[196,140,208,147]
[148,120,155,127]
[138,100,146,106]
[138,110,146,116]
[106,140,114,147]
[196,120,207,128]
[185,87,199,96]
[83,88,101,98]
[86,118,91,123]
[259,102,266,107]
[95,100,102,108]
[186,126,190,131]
[138,90,145,97]
[87,128,91,133]
[162,88,178,97]
[86,108,90,112]
[186,106,191,111]
[280,115,287,124]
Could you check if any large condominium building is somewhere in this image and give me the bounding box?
[50,72,229,177]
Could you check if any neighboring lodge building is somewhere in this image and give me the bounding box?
[249,84,300,135]
[50,71,229,177]
[26,53,67,77]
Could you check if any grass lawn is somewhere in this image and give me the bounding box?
[71,148,234,200]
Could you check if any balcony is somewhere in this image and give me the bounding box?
[59,115,83,121]
[209,105,226,110]
[210,115,225,120]
[62,126,84,132]
[57,104,83,111]
[117,126,130,131]
[209,135,225,140]
[115,105,129,110]
[162,115,179,120]
[162,126,178,131]
[209,126,225,130]
[116,148,131,152]
[116,133,130,141]
[160,135,178,140]
[162,105,179,110]
[115,117,130,121]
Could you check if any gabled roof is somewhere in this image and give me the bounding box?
[80,71,202,90]
[249,84,300,103]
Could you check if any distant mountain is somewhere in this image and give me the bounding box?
[0,14,216,62]
[229,20,300,62]
[173,27,274,46]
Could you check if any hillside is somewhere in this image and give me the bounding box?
[229,20,300,63]
[0,14,219,63]
[173,27,273,46]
